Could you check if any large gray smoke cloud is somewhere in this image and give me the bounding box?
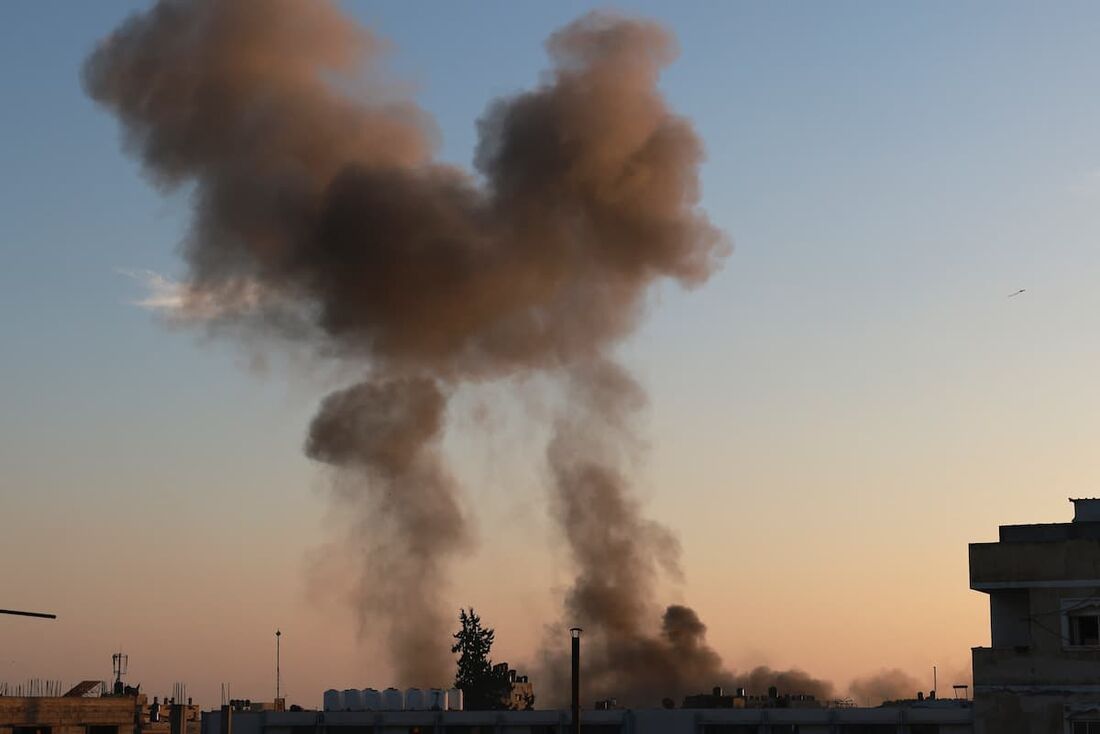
[85,0,738,692]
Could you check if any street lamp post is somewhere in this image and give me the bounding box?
[570,627,582,734]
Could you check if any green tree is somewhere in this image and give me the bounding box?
[451,608,512,710]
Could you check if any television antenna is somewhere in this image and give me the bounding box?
[113,651,128,688]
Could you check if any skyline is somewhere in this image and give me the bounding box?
[4,0,1100,708]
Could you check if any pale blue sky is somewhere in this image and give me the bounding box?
[3,0,1100,706]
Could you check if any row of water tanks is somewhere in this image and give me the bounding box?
[323,687,463,712]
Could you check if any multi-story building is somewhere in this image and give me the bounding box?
[971,497,1100,733]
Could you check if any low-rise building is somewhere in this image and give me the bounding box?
[202,697,972,733]
[491,664,533,712]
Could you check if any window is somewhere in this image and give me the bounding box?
[1062,599,1100,648]
[1072,722,1100,734]
[1070,613,1100,646]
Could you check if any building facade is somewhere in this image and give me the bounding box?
[971,498,1100,733]
[203,702,972,734]
[0,693,198,734]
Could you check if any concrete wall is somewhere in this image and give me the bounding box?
[970,540,1100,586]
[988,589,1030,648]
[973,690,1100,734]
[0,697,137,728]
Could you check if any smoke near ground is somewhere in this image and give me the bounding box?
[539,363,722,705]
[848,668,923,705]
[737,667,835,701]
[86,0,733,691]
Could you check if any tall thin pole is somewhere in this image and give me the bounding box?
[570,628,582,734]
[275,630,281,701]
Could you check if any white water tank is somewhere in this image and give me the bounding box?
[323,690,342,712]
[447,688,464,711]
[427,688,446,711]
[404,688,425,710]
[381,687,403,711]
[362,688,381,711]
[342,688,363,711]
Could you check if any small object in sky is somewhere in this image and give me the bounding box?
[1008,289,1026,297]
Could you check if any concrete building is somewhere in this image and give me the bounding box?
[971,497,1100,733]
[202,697,972,733]
[491,665,533,711]
[0,691,198,734]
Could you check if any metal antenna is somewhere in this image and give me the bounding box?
[113,651,128,688]
[275,630,281,701]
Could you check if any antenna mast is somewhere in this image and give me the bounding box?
[275,630,281,702]
[113,651,129,695]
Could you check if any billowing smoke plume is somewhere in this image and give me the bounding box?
[86,0,730,690]
[737,667,834,700]
[848,669,922,705]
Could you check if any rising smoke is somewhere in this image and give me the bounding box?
[86,0,744,695]
[848,668,922,706]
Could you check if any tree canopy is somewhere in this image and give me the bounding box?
[451,608,514,710]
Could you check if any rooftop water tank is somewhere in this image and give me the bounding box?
[427,688,446,711]
[447,688,463,711]
[381,687,403,711]
[342,688,363,711]
[322,690,342,713]
[404,688,425,711]
[362,688,381,711]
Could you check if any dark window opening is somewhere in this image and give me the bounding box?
[1070,614,1100,646]
[1073,722,1100,734]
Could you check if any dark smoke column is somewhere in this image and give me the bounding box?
[305,378,470,683]
[86,0,728,689]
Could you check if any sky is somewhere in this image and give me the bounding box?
[4,0,1100,708]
